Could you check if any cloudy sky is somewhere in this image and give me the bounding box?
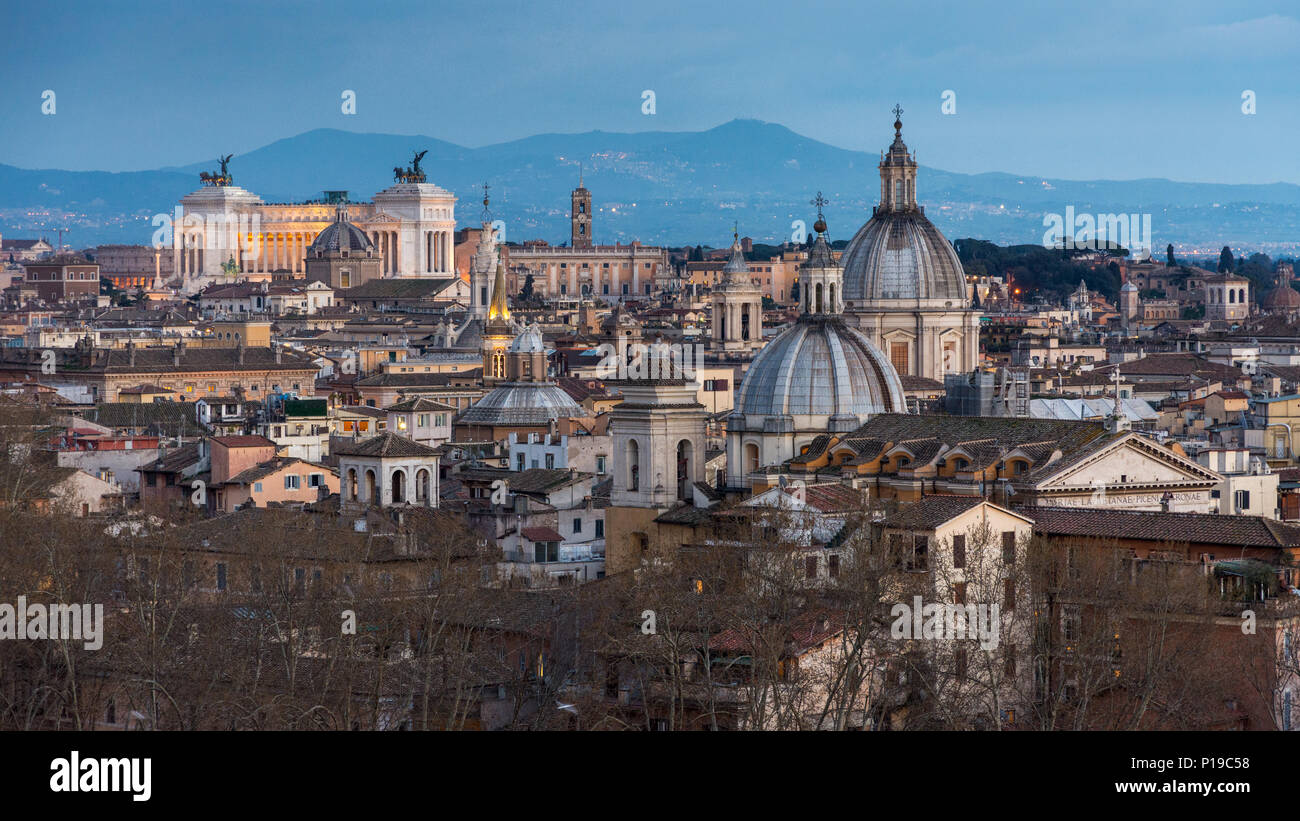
[2,0,1296,183]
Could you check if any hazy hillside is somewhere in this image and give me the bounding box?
[2,120,1297,252]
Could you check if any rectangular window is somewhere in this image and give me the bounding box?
[954,647,967,680]
[1004,644,1016,678]
[890,342,909,374]
[828,554,840,578]
[952,533,966,568]
[1003,578,1016,611]
[596,455,606,474]
[909,535,928,571]
[285,474,300,490]
[1063,607,1080,642]
[545,454,555,469]
[595,520,604,538]
[253,482,263,493]
[573,517,582,534]
[805,555,818,579]
[1002,531,1016,565]
[216,562,227,592]
[309,473,324,488]
[953,581,966,605]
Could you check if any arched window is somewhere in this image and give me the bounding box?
[391,469,406,504]
[815,282,824,314]
[416,469,430,503]
[745,443,760,474]
[676,439,693,500]
[364,469,377,504]
[1229,289,1236,304]
[347,468,357,501]
[894,180,903,204]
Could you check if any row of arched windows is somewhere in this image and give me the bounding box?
[345,466,431,505]
[1209,287,1248,304]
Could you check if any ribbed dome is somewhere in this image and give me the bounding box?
[459,382,583,425]
[1262,284,1300,310]
[509,324,544,353]
[841,212,967,304]
[735,316,905,418]
[311,212,374,254]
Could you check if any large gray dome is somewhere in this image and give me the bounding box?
[735,316,905,418]
[840,211,967,304]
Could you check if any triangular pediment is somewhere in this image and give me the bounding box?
[1033,433,1220,491]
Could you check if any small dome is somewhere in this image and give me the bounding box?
[509,324,544,353]
[311,209,374,254]
[460,382,583,426]
[722,236,749,277]
[735,316,905,418]
[1121,281,1139,292]
[803,231,836,270]
[1262,284,1300,310]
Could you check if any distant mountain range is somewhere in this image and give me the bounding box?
[2,119,1298,254]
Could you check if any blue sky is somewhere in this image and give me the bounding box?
[2,0,1297,183]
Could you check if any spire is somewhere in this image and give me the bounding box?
[879,104,918,212]
[488,250,510,320]
[722,225,749,281]
[1107,367,1131,433]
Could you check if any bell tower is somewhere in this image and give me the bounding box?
[481,253,515,384]
[710,226,764,355]
[606,379,709,574]
[571,168,593,249]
